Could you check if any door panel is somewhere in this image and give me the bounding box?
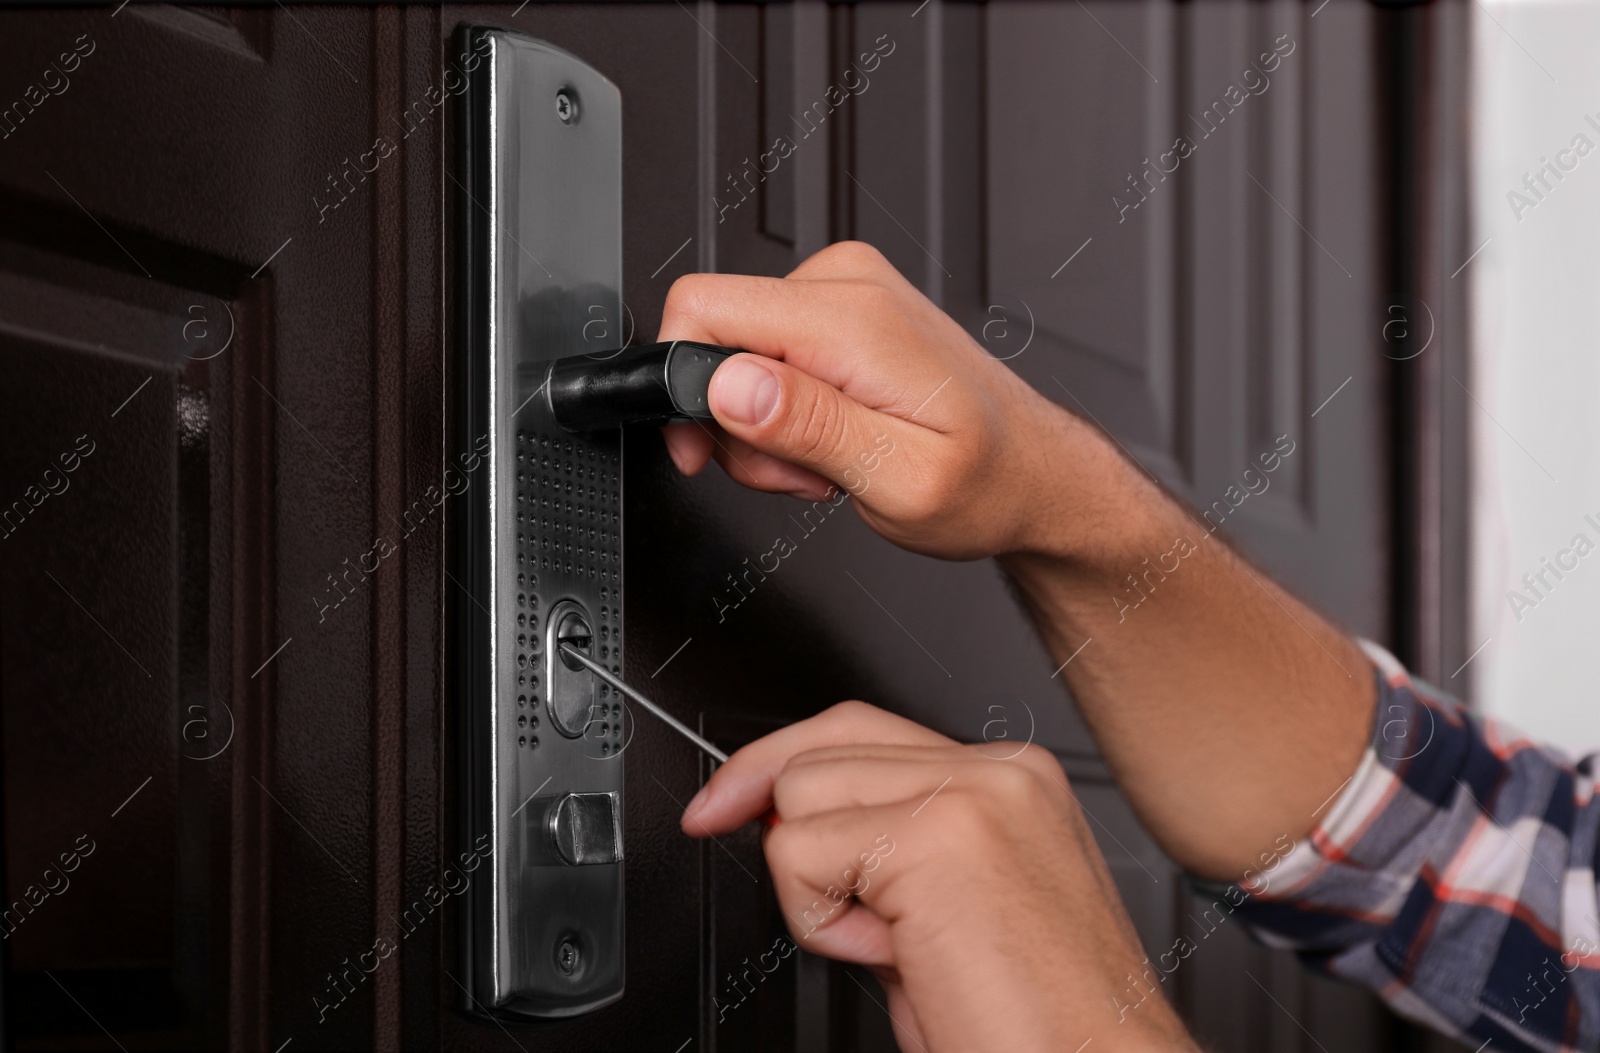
[989,1,1184,460]
[0,4,1404,1051]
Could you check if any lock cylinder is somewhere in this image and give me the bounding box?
[546,340,735,431]
[546,600,599,738]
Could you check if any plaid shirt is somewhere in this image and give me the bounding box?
[1215,641,1600,1052]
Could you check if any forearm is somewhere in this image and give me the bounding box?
[654,244,1375,880]
[998,399,1374,880]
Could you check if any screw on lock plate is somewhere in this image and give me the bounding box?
[556,937,581,975]
[555,89,578,124]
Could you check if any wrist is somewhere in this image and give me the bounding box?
[997,395,1179,572]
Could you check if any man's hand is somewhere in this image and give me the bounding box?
[657,241,1134,561]
[682,702,1199,1053]
[658,240,1374,885]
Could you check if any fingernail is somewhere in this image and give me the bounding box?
[714,356,780,425]
[684,784,711,819]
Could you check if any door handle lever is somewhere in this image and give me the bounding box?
[547,340,735,432]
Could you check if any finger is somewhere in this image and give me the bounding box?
[772,745,1071,824]
[791,741,1071,794]
[682,420,837,498]
[772,752,955,823]
[663,417,836,499]
[662,421,833,499]
[707,353,920,496]
[705,437,836,500]
[796,900,893,968]
[659,272,941,398]
[682,701,951,834]
[659,274,866,383]
[881,979,929,1053]
[660,421,713,475]
[763,804,906,965]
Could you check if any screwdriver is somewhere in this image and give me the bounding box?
[558,642,780,828]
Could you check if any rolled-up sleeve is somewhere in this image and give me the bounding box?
[1213,640,1600,1052]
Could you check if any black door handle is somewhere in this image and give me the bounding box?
[547,340,737,431]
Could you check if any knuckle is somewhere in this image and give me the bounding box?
[782,385,848,465]
[822,699,877,724]
[818,240,887,272]
[1014,742,1067,782]
[769,762,823,814]
[979,759,1050,811]
[768,773,800,817]
[763,821,801,868]
[763,834,811,901]
[662,273,717,323]
[937,791,999,844]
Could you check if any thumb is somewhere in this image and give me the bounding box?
[708,353,897,488]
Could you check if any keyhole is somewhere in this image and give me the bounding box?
[556,937,581,976]
[556,610,593,670]
[546,600,599,738]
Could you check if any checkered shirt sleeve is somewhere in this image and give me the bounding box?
[1219,640,1600,1052]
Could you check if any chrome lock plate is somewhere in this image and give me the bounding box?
[454,25,627,1020]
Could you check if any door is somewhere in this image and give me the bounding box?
[0,4,1433,1051]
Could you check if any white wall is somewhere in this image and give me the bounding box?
[1470,1,1600,748]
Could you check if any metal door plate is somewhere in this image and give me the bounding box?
[455,24,625,1019]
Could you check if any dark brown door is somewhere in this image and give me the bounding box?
[0,4,1439,1051]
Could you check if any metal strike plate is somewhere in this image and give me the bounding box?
[455,25,626,1020]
